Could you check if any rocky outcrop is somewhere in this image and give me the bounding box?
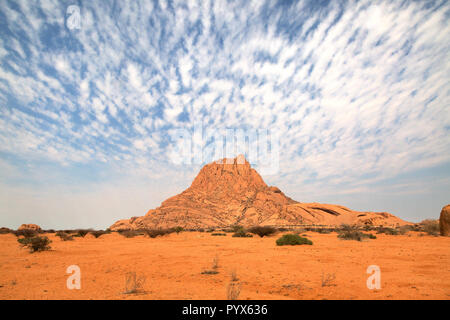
[440,205,450,236]
[18,224,42,232]
[110,155,410,231]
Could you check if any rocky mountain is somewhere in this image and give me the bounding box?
[110,155,409,230]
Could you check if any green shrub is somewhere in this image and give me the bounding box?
[143,229,171,238]
[18,236,52,253]
[376,227,399,235]
[249,226,277,237]
[231,225,245,233]
[338,230,375,241]
[172,226,184,234]
[14,229,37,238]
[313,228,332,234]
[276,234,313,246]
[211,233,226,236]
[232,230,253,238]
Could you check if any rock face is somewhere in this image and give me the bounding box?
[110,156,410,230]
[18,224,42,232]
[440,205,450,236]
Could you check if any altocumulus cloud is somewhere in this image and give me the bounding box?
[0,0,449,228]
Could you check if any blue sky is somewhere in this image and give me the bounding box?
[0,0,449,229]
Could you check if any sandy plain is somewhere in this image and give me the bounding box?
[0,231,449,300]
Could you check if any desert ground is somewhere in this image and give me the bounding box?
[0,230,449,300]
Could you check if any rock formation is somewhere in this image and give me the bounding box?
[110,155,410,231]
[18,224,42,232]
[440,205,450,236]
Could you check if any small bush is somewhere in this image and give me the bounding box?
[56,231,74,241]
[376,227,399,235]
[90,230,108,238]
[232,230,253,238]
[143,229,169,238]
[119,230,141,238]
[420,219,440,236]
[211,233,227,236]
[171,226,184,234]
[313,228,332,234]
[14,229,37,238]
[249,226,277,237]
[231,225,245,233]
[18,236,52,253]
[0,227,12,234]
[338,230,375,241]
[340,224,358,232]
[76,229,90,237]
[276,234,313,246]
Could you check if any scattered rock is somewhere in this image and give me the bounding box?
[18,224,42,232]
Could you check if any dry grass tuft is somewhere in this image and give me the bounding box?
[321,272,336,287]
[227,281,241,300]
[123,272,146,294]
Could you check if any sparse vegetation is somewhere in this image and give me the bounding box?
[18,236,52,253]
[231,225,245,233]
[376,227,399,235]
[276,234,313,246]
[13,229,37,238]
[420,219,440,236]
[0,227,12,234]
[211,232,227,236]
[338,230,376,241]
[55,231,74,241]
[201,270,219,275]
[230,269,239,282]
[227,281,241,300]
[249,226,277,237]
[202,255,220,275]
[119,230,141,238]
[173,226,184,234]
[321,272,336,287]
[232,229,253,238]
[90,230,108,238]
[76,229,90,237]
[143,228,171,238]
[123,272,146,294]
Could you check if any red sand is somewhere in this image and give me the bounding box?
[0,231,449,300]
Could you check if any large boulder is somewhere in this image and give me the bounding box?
[440,205,450,236]
[18,224,42,232]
